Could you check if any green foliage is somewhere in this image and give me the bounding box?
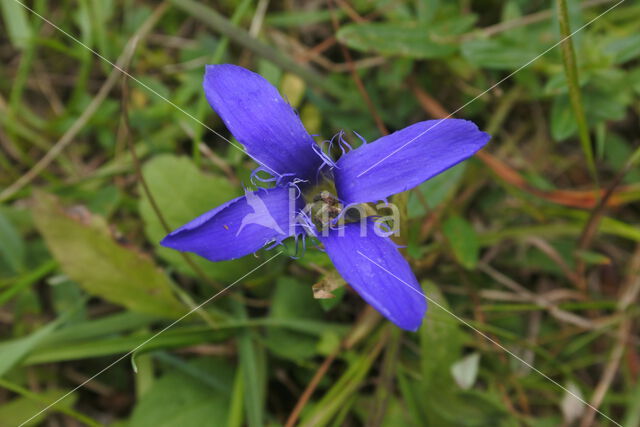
[0,315,62,378]
[0,0,31,50]
[0,388,77,427]
[338,22,458,59]
[0,210,25,274]
[1,0,639,425]
[265,277,324,360]
[417,283,513,426]
[462,38,540,70]
[33,193,185,318]
[408,163,467,218]
[442,215,480,269]
[130,358,233,427]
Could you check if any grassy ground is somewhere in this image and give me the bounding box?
[1,0,639,426]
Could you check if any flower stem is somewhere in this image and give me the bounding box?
[557,0,598,186]
[191,0,253,166]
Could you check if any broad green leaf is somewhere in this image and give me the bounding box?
[420,281,464,387]
[130,358,232,427]
[337,22,459,59]
[461,38,539,70]
[419,283,512,425]
[606,33,640,64]
[0,389,77,427]
[550,95,577,141]
[442,215,479,269]
[266,277,323,360]
[139,155,259,282]
[416,0,441,24]
[266,10,341,28]
[33,192,185,318]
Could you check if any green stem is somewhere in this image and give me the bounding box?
[192,0,253,166]
[557,0,598,185]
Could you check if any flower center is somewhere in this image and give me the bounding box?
[302,180,370,233]
[309,190,343,228]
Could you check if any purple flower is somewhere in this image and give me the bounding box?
[161,64,490,331]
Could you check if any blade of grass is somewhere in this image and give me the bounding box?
[191,0,253,165]
[169,0,344,99]
[0,378,100,427]
[0,259,57,305]
[557,0,597,184]
[300,329,388,426]
[232,300,264,427]
[227,367,245,427]
[0,0,32,49]
[0,2,169,202]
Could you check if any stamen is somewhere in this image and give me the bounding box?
[289,231,308,259]
[288,177,308,199]
[276,172,298,186]
[250,166,278,185]
[311,142,337,169]
[337,131,352,154]
[352,130,367,146]
[297,209,318,237]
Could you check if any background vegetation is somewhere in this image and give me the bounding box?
[1,0,639,425]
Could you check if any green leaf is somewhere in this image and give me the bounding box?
[0,0,32,50]
[33,192,185,318]
[0,389,77,427]
[0,210,25,274]
[419,283,512,425]
[130,358,232,427]
[461,38,538,70]
[442,215,479,269]
[337,22,461,59]
[605,33,640,64]
[0,315,63,377]
[550,95,577,141]
[420,281,464,387]
[266,277,323,360]
[139,155,258,282]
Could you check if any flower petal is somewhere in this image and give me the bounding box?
[319,220,426,331]
[161,186,300,262]
[334,119,490,204]
[204,64,320,182]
